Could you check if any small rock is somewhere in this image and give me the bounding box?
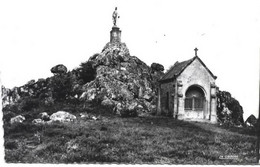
[32,118,45,125]
[79,113,89,118]
[10,115,25,124]
[101,98,114,106]
[92,116,97,120]
[120,67,126,71]
[39,112,50,121]
[143,94,153,102]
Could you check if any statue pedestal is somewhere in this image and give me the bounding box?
[110,26,121,43]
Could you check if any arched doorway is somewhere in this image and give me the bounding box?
[184,85,205,111]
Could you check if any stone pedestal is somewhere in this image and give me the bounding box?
[110,26,121,43]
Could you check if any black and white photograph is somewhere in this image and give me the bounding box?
[0,0,259,165]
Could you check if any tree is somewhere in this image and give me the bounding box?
[78,61,96,84]
[50,72,73,102]
[217,90,244,125]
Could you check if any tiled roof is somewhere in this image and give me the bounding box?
[159,56,217,83]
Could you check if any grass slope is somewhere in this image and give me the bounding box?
[4,105,258,164]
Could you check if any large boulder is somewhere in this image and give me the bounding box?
[151,63,164,72]
[245,114,258,127]
[51,64,67,74]
[10,115,25,124]
[49,111,76,122]
[79,40,164,117]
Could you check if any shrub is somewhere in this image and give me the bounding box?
[78,61,96,84]
[19,97,40,112]
[217,90,244,126]
[2,104,19,114]
[120,109,138,117]
[50,73,73,102]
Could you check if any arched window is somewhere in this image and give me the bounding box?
[185,85,205,111]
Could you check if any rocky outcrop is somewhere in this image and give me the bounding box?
[245,114,258,127]
[79,41,163,116]
[2,28,164,118]
[1,78,53,108]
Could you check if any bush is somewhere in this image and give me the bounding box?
[217,90,244,126]
[78,61,96,84]
[120,109,138,117]
[2,104,19,114]
[50,73,73,102]
[19,97,40,112]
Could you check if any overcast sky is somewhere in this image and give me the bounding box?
[0,0,259,120]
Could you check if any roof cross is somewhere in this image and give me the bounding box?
[194,47,198,56]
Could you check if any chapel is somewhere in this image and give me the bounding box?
[157,48,218,123]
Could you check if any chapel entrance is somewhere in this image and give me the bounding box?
[184,85,206,118]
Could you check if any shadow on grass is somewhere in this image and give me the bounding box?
[125,116,215,135]
[217,125,257,137]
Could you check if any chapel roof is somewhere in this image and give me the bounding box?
[159,56,217,83]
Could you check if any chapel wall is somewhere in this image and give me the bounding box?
[177,59,216,120]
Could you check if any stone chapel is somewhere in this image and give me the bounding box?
[157,48,218,123]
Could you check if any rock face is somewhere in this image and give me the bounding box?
[49,111,76,122]
[1,78,53,107]
[80,40,163,116]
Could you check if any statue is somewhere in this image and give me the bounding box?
[112,7,120,26]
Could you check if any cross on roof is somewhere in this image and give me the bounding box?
[194,48,198,56]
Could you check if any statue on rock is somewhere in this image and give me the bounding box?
[112,7,120,26]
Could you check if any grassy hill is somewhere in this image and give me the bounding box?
[4,104,258,164]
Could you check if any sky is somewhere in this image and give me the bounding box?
[0,0,259,120]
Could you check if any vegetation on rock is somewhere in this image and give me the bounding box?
[217,90,244,126]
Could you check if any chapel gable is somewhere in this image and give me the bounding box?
[157,48,218,123]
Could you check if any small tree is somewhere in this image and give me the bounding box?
[78,61,96,84]
[50,67,73,102]
[217,90,244,126]
[49,64,75,102]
